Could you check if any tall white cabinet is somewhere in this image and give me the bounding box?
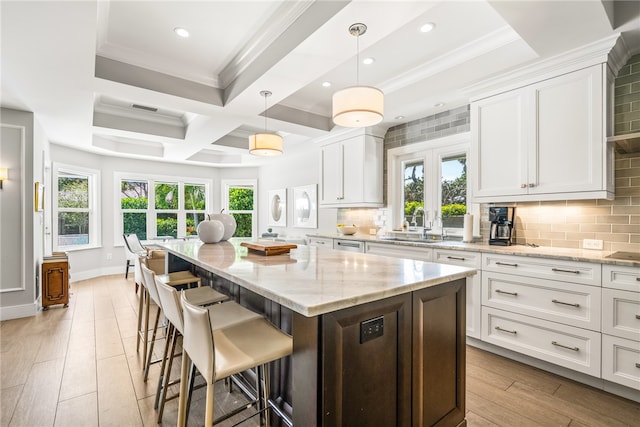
[319,130,384,208]
[470,48,619,202]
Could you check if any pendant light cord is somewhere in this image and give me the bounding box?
[356,31,360,85]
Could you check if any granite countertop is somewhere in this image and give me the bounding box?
[308,233,640,267]
[160,239,476,317]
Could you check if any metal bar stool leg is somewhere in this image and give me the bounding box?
[157,325,179,423]
[136,286,145,353]
[154,323,174,410]
[143,303,162,382]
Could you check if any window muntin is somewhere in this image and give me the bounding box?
[54,166,100,250]
[403,160,425,227]
[117,175,210,241]
[223,180,257,238]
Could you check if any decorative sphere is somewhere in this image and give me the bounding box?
[197,219,224,244]
[209,213,237,241]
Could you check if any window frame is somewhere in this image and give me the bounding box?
[387,133,477,237]
[115,172,212,244]
[221,179,258,238]
[53,163,101,251]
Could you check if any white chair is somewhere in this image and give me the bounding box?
[138,262,227,381]
[153,277,262,423]
[179,292,293,427]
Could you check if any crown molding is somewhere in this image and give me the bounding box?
[463,34,624,100]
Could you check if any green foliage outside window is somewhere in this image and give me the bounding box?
[155,183,178,210]
[228,187,254,238]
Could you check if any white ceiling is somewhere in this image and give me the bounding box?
[2,0,639,167]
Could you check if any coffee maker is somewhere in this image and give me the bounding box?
[489,207,515,246]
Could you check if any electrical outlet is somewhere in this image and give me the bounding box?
[583,239,603,250]
[360,316,384,343]
[106,253,113,260]
[369,228,377,235]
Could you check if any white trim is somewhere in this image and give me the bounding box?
[221,179,258,237]
[0,301,39,321]
[386,132,479,237]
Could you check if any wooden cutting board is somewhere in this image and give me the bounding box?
[240,241,298,256]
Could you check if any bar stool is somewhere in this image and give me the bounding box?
[179,293,293,427]
[138,263,227,381]
[136,256,207,362]
[153,277,262,423]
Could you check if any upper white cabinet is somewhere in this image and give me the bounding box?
[320,133,383,207]
[471,63,615,202]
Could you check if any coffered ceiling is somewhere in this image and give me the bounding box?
[2,1,639,167]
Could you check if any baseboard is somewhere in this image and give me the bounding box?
[0,301,39,321]
[467,337,640,403]
[70,266,123,283]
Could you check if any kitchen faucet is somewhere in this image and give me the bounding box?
[411,206,429,231]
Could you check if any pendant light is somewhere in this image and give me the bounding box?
[249,90,283,156]
[332,23,384,128]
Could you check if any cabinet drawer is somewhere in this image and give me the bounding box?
[482,271,601,331]
[602,334,640,390]
[307,237,333,247]
[602,264,640,292]
[433,249,481,268]
[482,307,601,376]
[364,242,432,261]
[482,253,601,286]
[602,288,640,341]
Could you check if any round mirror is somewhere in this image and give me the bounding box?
[271,194,282,221]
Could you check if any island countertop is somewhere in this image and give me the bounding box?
[160,238,476,317]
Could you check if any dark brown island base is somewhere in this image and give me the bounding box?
[161,239,476,427]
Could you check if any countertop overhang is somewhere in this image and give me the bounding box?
[160,239,476,317]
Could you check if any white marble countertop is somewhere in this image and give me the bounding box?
[309,233,640,267]
[160,239,476,317]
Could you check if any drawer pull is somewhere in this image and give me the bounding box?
[636,363,640,369]
[636,315,640,320]
[496,289,518,296]
[496,262,518,267]
[551,341,579,352]
[338,242,361,248]
[551,268,580,274]
[552,299,580,308]
[495,326,517,335]
[446,256,466,261]
[637,277,640,282]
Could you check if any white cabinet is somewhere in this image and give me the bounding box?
[364,242,432,261]
[471,64,614,202]
[319,134,383,207]
[433,248,482,339]
[307,236,334,248]
[602,334,640,390]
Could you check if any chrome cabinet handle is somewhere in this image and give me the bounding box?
[496,289,518,296]
[338,242,361,248]
[636,277,640,282]
[520,184,527,189]
[495,326,517,335]
[446,256,466,261]
[552,299,580,308]
[496,262,518,267]
[636,363,640,369]
[552,268,580,274]
[528,183,535,188]
[636,314,640,320]
[552,341,579,352]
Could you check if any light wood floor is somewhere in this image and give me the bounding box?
[1,274,639,427]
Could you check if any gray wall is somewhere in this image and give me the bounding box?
[0,108,47,320]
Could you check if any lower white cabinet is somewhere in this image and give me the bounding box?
[307,236,333,247]
[364,242,432,261]
[602,288,640,342]
[482,306,602,377]
[603,264,640,293]
[602,334,640,390]
[482,271,601,331]
[433,249,482,339]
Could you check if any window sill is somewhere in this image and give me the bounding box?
[55,245,102,253]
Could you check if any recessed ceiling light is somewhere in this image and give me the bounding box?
[322,81,332,88]
[434,102,445,107]
[174,27,190,38]
[419,23,436,33]
[362,57,375,65]
[395,115,405,120]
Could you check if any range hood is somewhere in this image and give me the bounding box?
[608,132,640,154]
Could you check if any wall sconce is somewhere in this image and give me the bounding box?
[0,168,7,189]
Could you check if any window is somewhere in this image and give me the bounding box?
[117,174,210,241]
[54,164,100,250]
[389,134,475,236]
[222,180,257,238]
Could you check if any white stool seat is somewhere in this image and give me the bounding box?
[182,286,228,307]
[157,270,202,287]
[207,301,262,331]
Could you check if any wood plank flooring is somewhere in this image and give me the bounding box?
[1,274,639,426]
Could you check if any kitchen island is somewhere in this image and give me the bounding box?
[161,239,476,427]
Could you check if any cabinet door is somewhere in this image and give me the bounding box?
[471,89,528,199]
[320,142,343,204]
[530,65,604,195]
[341,137,365,204]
